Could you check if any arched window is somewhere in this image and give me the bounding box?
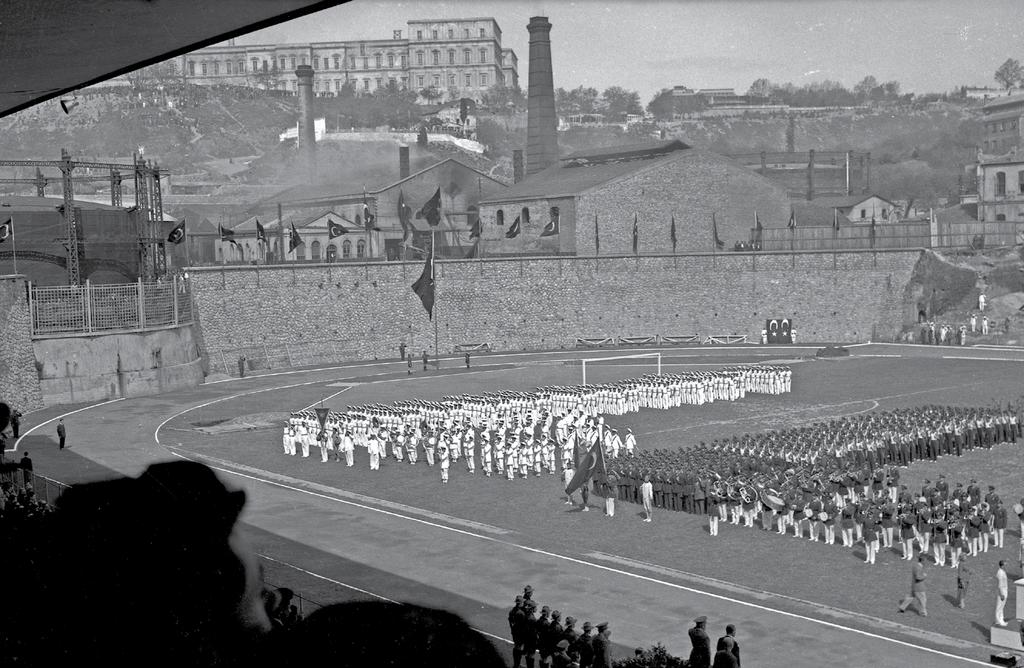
[212,61,219,75]
[480,48,487,63]
[496,209,504,226]
[201,62,208,75]
[521,207,531,226]
[388,54,394,68]
[237,61,244,73]
[251,58,258,72]
[311,240,322,260]
[996,171,1007,196]
[449,50,456,65]
[416,51,424,66]
[188,61,195,76]
[432,50,440,65]
[463,49,471,64]
[342,240,352,258]
[313,56,320,69]
[356,240,366,258]
[327,243,337,261]
[225,61,232,75]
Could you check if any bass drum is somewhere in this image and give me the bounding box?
[760,487,786,513]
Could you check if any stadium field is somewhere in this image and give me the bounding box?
[15,343,1024,667]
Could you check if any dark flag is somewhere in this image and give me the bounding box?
[712,213,725,250]
[565,439,607,497]
[788,209,796,230]
[411,242,435,319]
[464,241,480,259]
[397,189,413,242]
[631,213,638,255]
[361,191,376,230]
[870,215,877,248]
[314,407,330,432]
[0,217,11,243]
[540,210,559,237]
[289,223,303,252]
[219,223,238,246]
[832,208,840,232]
[327,218,348,240]
[415,187,442,227]
[669,215,677,253]
[166,220,185,244]
[255,218,267,244]
[754,211,763,246]
[469,218,482,240]
[595,214,600,255]
[505,215,521,239]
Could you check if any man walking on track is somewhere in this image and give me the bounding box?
[898,555,928,616]
[57,419,67,450]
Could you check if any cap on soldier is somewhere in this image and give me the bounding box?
[565,616,576,625]
[583,621,592,630]
[597,622,609,632]
[694,616,707,624]
[541,605,550,614]
[552,610,561,619]
[515,595,523,603]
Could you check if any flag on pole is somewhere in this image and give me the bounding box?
[219,223,238,246]
[712,213,724,250]
[832,208,840,232]
[632,213,639,255]
[564,439,607,497]
[505,215,521,239]
[361,190,376,230]
[870,215,877,248]
[166,220,186,244]
[255,218,267,244]
[594,214,600,255]
[464,241,480,259]
[397,189,413,242]
[754,211,763,246]
[314,407,330,432]
[669,215,677,253]
[327,218,348,240]
[540,211,559,237]
[469,218,482,240]
[289,222,303,252]
[788,210,796,230]
[411,241,435,319]
[0,217,11,243]
[415,188,442,227]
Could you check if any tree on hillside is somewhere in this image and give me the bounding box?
[995,58,1023,89]
[481,83,525,113]
[854,76,879,101]
[601,86,642,120]
[419,86,443,103]
[747,78,773,98]
[646,88,676,120]
[555,86,600,115]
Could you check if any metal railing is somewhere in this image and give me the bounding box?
[0,468,70,506]
[205,339,360,377]
[30,277,194,337]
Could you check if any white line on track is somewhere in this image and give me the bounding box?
[188,456,985,665]
[5,397,125,453]
[153,378,345,445]
[299,386,353,412]
[257,553,513,646]
[943,356,1024,362]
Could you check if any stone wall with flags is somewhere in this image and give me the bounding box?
[0,275,44,412]
[188,249,920,369]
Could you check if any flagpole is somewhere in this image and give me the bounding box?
[431,229,438,367]
[10,216,17,275]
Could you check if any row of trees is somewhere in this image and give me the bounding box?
[995,58,1024,90]
[554,86,643,120]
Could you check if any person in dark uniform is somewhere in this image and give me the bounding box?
[535,606,552,667]
[688,616,712,668]
[509,596,525,668]
[573,622,594,668]
[552,639,573,668]
[10,408,21,439]
[422,350,429,372]
[465,352,471,368]
[591,622,612,668]
[520,600,539,668]
[19,451,33,486]
[399,342,406,360]
[713,637,739,668]
[57,418,67,450]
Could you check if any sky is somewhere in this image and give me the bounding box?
[235,0,1023,103]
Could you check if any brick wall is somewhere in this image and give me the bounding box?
[189,250,920,362]
[0,276,43,411]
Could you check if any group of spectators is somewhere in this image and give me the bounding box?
[507,585,614,668]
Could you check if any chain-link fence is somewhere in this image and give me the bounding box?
[30,278,194,336]
[204,340,361,377]
[0,467,70,506]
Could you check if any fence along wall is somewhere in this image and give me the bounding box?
[30,278,194,336]
[189,250,921,369]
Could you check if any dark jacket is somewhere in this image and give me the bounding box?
[572,633,594,667]
[591,633,612,668]
[688,626,712,668]
[713,649,740,668]
[715,636,740,667]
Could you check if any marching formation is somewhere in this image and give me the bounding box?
[599,403,1023,566]
[281,366,793,484]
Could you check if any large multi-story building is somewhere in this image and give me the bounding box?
[179,17,518,102]
[980,93,1024,154]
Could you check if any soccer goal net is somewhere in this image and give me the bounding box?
[580,352,662,385]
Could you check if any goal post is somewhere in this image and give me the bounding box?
[580,352,662,385]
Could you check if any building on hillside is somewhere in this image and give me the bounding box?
[975,154,1024,222]
[207,158,505,263]
[726,151,871,200]
[962,86,1022,100]
[980,94,1024,154]
[671,86,771,107]
[792,194,900,225]
[476,139,792,255]
[179,17,517,103]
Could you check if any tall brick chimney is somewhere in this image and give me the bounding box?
[526,17,557,177]
[399,145,410,179]
[512,149,524,183]
[295,65,316,178]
